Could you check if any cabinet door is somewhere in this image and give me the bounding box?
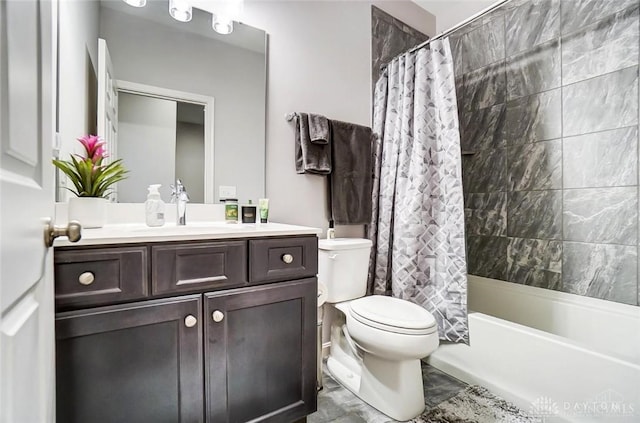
[56,295,204,423]
[205,278,317,423]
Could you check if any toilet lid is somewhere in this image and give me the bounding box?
[318,238,373,251]
[349,296,437,335]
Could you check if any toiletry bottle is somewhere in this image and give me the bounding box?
[327,221,335,239]
[145,184,165,227]
[224,198,239,223]
[242,200,257,223]
[258,198,269,223]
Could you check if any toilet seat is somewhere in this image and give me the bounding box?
[348,296,437,335]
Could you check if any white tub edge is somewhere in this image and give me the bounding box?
[468,275,640,364]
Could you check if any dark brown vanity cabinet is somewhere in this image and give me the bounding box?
[54,236,318,423]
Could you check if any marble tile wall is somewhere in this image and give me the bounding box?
[371,6,429,89]
[453,0,640,306]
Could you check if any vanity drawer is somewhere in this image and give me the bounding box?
[249,236,318,283]
[54,246,148,309]
[151,241,247,295]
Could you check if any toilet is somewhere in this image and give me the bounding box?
[319,238,439,421]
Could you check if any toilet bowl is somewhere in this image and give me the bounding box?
[342,296,439,360]
[319,238,440,421]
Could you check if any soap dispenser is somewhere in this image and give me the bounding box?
[145,184,165,227]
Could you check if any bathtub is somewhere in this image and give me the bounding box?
[428,275,640,423]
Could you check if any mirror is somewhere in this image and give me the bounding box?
[57,0,266,203]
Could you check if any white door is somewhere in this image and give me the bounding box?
[97,38,118,201]
[0,1,58,421]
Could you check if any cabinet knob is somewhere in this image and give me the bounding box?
[282,254,294,264]
[212,310,225,323]
[184,315,198,328]
[78,272,95,286]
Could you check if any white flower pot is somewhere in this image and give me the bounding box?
[68,197,107,228]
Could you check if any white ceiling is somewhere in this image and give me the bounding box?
[412,0,499,34]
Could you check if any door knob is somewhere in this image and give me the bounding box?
[44,219,82,247]
[212,310,225,322]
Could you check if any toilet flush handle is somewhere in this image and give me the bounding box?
[329,254,338,260]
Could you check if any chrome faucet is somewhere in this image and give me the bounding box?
[171,179,189,225]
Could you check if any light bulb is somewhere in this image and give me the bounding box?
[169,0,192,22]
[122,0,146,7]
[212,14,233,35]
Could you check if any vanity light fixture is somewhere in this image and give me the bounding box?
[169,0,193,22]
[122,0,146,7]
[209,0,243,35]
[212,14,233,35]
[123,0,243,34]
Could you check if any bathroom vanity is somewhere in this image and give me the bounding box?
[53,223,320,423]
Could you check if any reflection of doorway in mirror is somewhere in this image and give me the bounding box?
[175,103,206,203]
[114,81,214,203]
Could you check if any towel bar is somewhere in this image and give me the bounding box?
[285,112,296,122]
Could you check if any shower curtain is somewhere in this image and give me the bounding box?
[368,38,468,343]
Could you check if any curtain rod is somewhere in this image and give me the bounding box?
[381,0,510,70]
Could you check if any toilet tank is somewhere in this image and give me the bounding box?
[318,238,373,303]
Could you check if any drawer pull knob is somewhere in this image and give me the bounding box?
[282,254,294,264]
[184,315,198,328]
[78,272,95,286]
[212,310,225,323]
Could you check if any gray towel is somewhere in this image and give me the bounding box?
[295,113,331,174]
[330,120,373,225]
[308,114,330,145]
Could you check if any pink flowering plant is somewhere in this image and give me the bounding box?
[52,135,128,198]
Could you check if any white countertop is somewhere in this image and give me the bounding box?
[54,222,322,247]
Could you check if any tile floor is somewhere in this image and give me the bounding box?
[308,360,468,423]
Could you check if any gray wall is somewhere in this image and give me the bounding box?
[451,0,639,306]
